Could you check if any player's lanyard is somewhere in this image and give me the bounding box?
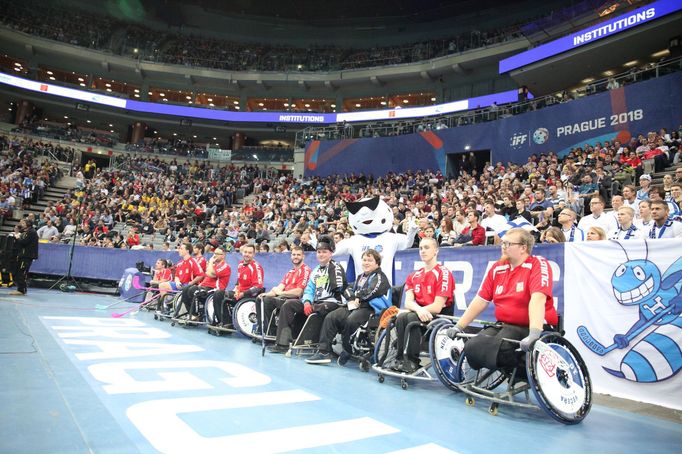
[649,223,668,239]
[622,225,636,239]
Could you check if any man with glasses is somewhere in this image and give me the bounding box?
[578,196,618,234]
[557,208,585,242]
[447,228,557,375]
[177,248,231,321]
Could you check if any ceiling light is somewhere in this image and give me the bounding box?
[380,101,387,105]
[430,97,436,101]
[78,77,84,82]
[192,135,197,138]
[159,93,165,97]
[355,103,361,108]
[46,70,53,75]
[14,67,21,72]
[235,106,240,110]
[134,89,139,93]
[110,130,114,133]
[86,120,91,123]
[67,122,71,126]
[105,83,111,87]
[14,62,21,67]
[148,91,153,95]
[284,103,289,107]
[106,88,112,92]
[330,104,336,108]
[173,133,177,136]
[581,78,594,83]
[403,99,409,104]
[258,102,264,107]
[49,76,55,81]
[188,101,192,104]
[233,101,239,105]
[79,83,86,87]
[207,98,213,102]
[163,98,168,102]
[291,104,296,108]
[209,103,214,107]
[186,96,191,100]
[623,60,638,67]
[64,115,69,119]
[304,104,310,108]
[602,70,614,76]
[212,137,217,140]
[651,49,670,58]
[134,94,140,97]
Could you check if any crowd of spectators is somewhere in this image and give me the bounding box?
[27,125,679,252]
[0,135,64,221]
[11,122,118,148]
[1,0,525,72]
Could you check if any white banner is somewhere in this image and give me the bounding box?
[207,148,232,161]
[564,239,682,410]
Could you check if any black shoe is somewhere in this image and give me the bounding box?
[383,358,400,371]
[306,352,332,364]
[267,344,288,354]
[337,351,351,366]
[397,358,419,374]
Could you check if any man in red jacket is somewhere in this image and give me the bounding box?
[213,244,265,326]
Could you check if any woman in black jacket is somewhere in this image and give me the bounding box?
[307,248,391,365]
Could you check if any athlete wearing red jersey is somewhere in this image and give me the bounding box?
[193,242,207,272]
[447,228,556,371]
[178,248,231,321]
[214,244,265,326]
[387,237,455,373]
[160,243,203,294]
[150,259,172,285]
[256,245,311,339]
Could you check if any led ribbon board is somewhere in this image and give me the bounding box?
[499,0,682,74]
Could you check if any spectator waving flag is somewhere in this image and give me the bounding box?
[496,217,539,238]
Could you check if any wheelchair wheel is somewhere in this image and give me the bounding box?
[372,326,398,367]
[204,294,216,325]
[454,350,506,390]
[527,333,592,425]
[172,293,186,318]
[232,298,259,339]
[429,322,466,391]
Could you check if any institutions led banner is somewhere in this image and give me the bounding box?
[499,0,682,74]
[0,72,127,108]
[1,72,523,124]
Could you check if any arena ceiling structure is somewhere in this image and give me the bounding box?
[0,0,679,150]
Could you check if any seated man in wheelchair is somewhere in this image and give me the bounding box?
[307,248,391,365]
[176,248,231,321]
[446,227,557,377]
[213,244,264,326]
[161,242,204,298]
[256,245,312,336]
[269,235,347,354]
[385,237,455,373]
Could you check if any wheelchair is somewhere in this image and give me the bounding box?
[438,319,592,424]
[171,288,212,328]
[330,312,381,372]
[372,314,452,389]
[153,292,181,321]
[286,312,324,357]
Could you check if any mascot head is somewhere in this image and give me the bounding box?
[346,196,394,235]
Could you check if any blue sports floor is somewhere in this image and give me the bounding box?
[1,289,680,454]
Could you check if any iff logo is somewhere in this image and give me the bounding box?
[510,133,528,149]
